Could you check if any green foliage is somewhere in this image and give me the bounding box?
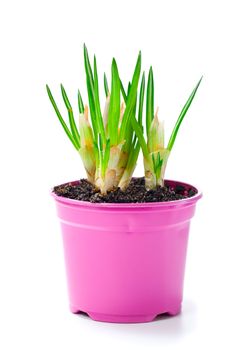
[46,46,142,193]
[46,46,202,192]
[131,75,202,188]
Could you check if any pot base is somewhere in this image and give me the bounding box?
[70,305,182,323]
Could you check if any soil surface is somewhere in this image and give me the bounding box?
[53,177,197,203]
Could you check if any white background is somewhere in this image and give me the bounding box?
[0,0,233,349]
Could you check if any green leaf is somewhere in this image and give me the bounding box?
[120,80,127,103]
[78,90,84,113]
[102,138,110,176]
[127,140,140,170]
[83,44,98,140]
[119,51,142,142]
[68,110,80,148]
[108,58,121,146]
[86,78,98,140]
[167,76,203,151]
[93,140,100,169]
[93,56,106,143]
[127,82,131,98]
[131,114,149,159]
[83,44,94,87]
[46,85,79,150]
[138,72,145,127]
[124,125,134,153]
[128,99,137,150]
[97,133,104,172]
[152,152,163,174]
[60,84,80,147]
[98,133,103,152]
[60,84,72,109]
[104,73,109,97]
[146,66,154,138]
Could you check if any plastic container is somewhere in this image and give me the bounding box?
[52,179,202,323]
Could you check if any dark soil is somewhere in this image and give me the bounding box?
[53,177,197,203]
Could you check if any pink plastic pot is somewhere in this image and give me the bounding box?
[52,179,202,323]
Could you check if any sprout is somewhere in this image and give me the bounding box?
[46,45,142,194]
[131,69,202,189]
[47,46,202,194]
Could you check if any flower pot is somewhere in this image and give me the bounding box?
[52,179,202,323]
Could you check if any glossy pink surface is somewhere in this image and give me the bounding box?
[52,179,202,323]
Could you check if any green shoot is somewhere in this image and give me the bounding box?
[46,47,142,194]
[104,73,109,97]
[46,46,202,194]
[78,90,84,113]
[146,67,154,138]
[167,76,203,151]
[46,85,79,150]
[131,72,202,189]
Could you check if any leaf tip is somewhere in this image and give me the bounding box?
[138,51,142,63]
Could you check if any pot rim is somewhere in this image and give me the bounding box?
[51,179,202,208]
